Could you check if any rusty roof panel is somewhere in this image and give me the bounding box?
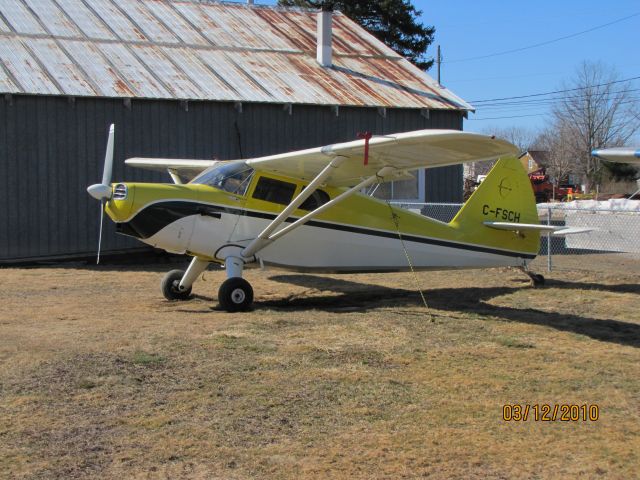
[131,44,203,98]
[98,42,171,98]
[25,38,96,95]
[1,0,45,35]
[0,59,17,92]
[0,37,59,94]
[0,14,9,33]
[171,1,235,48]
[162,46,236,99]
[211,4,296,51]
[197,48,273,103]
[55,0,116,41]
[117,0,180,44]
[0,0,472,110]
[141,0,209,46]
[86,0,147,43]
[62,40,134,97]
[23,0,79,37]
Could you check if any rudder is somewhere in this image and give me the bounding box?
[450,156,540,256]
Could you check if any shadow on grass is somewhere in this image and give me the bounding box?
[261,274,640,349]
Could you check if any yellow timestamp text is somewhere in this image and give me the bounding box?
[502,404,599,422]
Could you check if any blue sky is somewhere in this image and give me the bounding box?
[259,0,639,137]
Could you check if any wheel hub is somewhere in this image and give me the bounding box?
[230,288,246,304]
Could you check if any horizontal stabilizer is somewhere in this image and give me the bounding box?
[484,222,593,236]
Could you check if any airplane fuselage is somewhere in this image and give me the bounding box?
[105,167,540,272]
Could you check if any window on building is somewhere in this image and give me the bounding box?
[252,176,297,205]
[299,189,330,211]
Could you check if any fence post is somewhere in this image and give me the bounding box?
[547,206,552,272]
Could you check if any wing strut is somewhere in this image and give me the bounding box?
[167,168,183,184]
[241,164,396,259]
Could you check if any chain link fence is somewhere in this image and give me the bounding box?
[390,202,640,272]
[390,202,463,223]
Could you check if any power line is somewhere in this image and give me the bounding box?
[469,97,640,121]
[476,88,640,108]
[470,75,640,104]
[445,12,640,64]
[467,113,546,121]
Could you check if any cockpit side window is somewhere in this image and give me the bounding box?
[252,176,296,205]
[299,189,330,211]
[190,161,254,196]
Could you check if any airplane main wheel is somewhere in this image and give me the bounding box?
[218,277,253,312]
[161,269,192,301]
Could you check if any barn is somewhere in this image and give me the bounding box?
[0,0,473,263]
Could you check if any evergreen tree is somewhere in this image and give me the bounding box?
[277,0,435,70]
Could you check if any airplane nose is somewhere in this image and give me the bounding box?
[105,183,135,222]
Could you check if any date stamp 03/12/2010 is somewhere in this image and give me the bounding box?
[502,404,600,422]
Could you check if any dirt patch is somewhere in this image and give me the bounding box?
[0,256,639,478]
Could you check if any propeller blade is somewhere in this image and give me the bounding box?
[97,202,104,265]
[87,124,115,201]
[101,124,115,186]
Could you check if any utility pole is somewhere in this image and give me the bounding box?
[437,45,442,85]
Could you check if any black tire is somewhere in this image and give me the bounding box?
[161,269,192,301]
[531,274,545,287]
[218,277,253,312]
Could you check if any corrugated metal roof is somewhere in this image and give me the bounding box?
[0,0,473,110]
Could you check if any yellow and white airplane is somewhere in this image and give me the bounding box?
[87,127,602,311]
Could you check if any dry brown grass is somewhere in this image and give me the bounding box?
[1,254,639,479]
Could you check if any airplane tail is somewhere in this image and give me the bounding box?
[449,156,540,255]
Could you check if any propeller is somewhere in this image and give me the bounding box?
[87,124,115,264]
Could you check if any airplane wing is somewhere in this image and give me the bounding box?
[125,158,219,181]
[591,148,640,164]
[246,129,519,187]
[484,222,593,236]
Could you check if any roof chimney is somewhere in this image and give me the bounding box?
[316,10,332,67]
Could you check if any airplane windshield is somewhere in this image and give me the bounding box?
[190,161,254,196]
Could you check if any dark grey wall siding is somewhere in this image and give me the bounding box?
[0,96,463,261]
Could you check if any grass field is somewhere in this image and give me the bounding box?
[0,254,639,479]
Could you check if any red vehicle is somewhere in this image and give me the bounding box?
[529,169,578,202]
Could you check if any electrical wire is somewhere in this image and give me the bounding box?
[470,75,640,104]
[467,113,547,121]
[444,12,640,64]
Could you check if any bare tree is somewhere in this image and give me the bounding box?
[550,61,640,191]
[534,125,576,191]
[482,125,537,152]
[464,126,538,180]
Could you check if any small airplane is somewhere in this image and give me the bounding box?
[87,128,637,311]
[591,147,640,164]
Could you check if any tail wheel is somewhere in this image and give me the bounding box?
[530,273,545,287]
[161,269,192,301]
[218,277,253,312]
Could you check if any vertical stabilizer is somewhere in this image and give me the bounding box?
[450,156,540,256]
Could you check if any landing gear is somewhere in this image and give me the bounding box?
[161,257,209,301]
[529,273,545,287]
[218,277,254,312]
[161,269,192,300]
[518,266,545,288]
[161,255,255,311]
[217,255,254,312]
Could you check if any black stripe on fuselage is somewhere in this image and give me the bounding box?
[117,200,537,260]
